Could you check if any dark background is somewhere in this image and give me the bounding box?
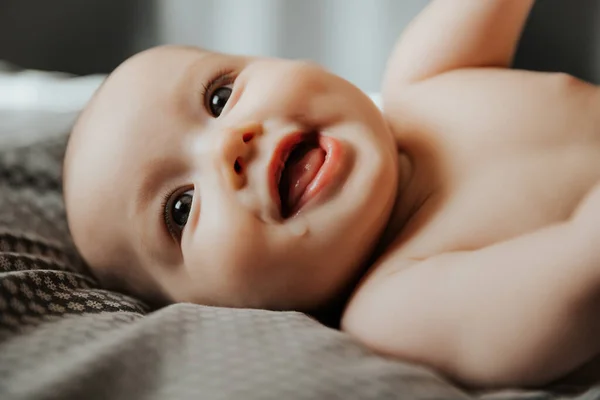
[0,0,598,83]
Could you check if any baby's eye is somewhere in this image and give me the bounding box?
[207,85,232,117]
[166,189,194,235]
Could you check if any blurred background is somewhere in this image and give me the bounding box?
[0,0,599,95]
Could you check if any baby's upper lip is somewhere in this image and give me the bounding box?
[267,131,311,218]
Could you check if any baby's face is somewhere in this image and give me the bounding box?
[64,46,398,310]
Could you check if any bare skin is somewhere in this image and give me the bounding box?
[63,0,600,389]
[343,0,600,388]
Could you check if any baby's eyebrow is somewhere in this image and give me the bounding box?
[175,51,217,113]
[134,159,187,217]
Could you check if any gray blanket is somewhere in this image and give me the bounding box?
[0,110,597,399]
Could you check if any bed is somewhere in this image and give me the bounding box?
[0,67,599,400]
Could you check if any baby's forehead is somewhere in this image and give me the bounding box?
[100,47,208,99]
[65,47,216,226]
[89,46,248,130]
[66,45,256,201]
[76,47,209,132]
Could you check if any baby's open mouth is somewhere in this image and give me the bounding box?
[270,132,326,218]
[269,131,344,219]
[277,133,326,218]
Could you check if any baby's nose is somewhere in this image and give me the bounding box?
[217,122,263,190]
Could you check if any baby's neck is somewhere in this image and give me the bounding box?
[310,151,427,326]
[371,151,426,258]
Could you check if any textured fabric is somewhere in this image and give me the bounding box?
[0,111,598,400]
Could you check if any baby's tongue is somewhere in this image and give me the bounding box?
[279,143,326,217]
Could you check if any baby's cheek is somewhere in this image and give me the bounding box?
[188,229,266,274]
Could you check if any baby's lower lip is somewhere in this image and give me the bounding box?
[287,135,345,217]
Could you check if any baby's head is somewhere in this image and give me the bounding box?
[63,45,398,311]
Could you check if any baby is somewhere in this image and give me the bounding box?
[63,0,600,389]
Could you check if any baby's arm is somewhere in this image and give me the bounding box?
[383,0,535,95]
[343,187,600,388]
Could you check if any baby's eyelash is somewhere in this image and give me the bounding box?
[160,187,178,240]
[201,68,237,100]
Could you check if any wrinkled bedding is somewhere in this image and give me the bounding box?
[0,111,598,400]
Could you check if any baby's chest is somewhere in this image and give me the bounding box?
[382,70,600,261]
[393,134,600,260]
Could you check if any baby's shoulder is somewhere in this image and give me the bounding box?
[380,68,600,173]
[381,68,597,133]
